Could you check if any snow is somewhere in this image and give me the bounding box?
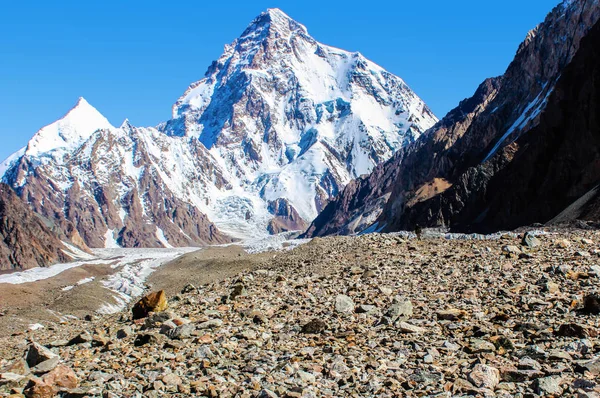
[155,227,173,248]
[242,231,311,254]
[0,248,194,286]
[104,229,120,248]
[96,247,196,313]
[28,323,44,331]
[24,97,114,159]
[0,147,25,179]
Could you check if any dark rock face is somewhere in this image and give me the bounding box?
[0,184,71,271]
[305,0,600,237]
[419,18,600,232]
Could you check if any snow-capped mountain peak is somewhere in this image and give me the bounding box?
[25,97,113,158]
[2,8,438,248]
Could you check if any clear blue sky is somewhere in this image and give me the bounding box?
[0,0,560,162]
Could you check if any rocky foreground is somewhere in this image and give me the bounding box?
[2,230,600,397]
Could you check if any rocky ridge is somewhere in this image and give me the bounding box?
[2,230,600,396]
[0,183,75,271]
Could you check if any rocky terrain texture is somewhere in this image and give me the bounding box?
[305,0,600,237]
[0,8,436,248]
[0,183,73,271]
[2,230,600,397]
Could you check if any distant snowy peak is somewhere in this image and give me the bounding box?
[25,97,113,158]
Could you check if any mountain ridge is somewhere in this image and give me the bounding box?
[1,8,437,248]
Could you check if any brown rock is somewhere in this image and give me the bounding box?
[132,291,168,319]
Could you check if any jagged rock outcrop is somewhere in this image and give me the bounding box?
[0,184,72,271]
[1,9,436,247]
[305,0,600,237]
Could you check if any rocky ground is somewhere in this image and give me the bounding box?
[2,230,600,397]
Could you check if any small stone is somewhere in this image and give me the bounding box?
[502,245,522,257]
[301,319,328,334]
[116,326,132,339]
[556,323,588,338]
[197,319,223,330]
[167,323,195,340]
[67,332,92,346]
[532,376,563,396]
[334,294,354,314]
[582,294,600,315]
[467,339,496,353]
[361,270,376,279]
[162,373,182,386]
[385,300,413,322]
[468,364,500,390]
[522,232,541,248]
[436,309,467,321]
[397,322,426,334]
[355,304,376,314]
[133,333,158,347]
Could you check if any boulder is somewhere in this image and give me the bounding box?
[132,291,168,320]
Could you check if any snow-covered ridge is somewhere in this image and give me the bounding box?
[1,8,437,247]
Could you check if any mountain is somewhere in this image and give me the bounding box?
[0,183,73,271]
[304,0,600,237]
[0,9,437,248]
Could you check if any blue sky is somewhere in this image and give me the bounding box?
[0,0,559,162]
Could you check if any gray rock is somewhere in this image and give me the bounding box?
[335,294,354,314]
[197,319,223,330]
[522,232,541,248]
[468,364,500,390]
[532,376,563,396]
[25,342,60,374]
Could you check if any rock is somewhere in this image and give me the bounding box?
[301,319,328,334]
[397,322,426,334]
[197,319,223,330]
[181,284,197,294]
[116,326,133,339]
[532,376,563,396]
[228,284,247,300]
[436,309,467,321]
[132,291,168,320]
[167,323,195,340]
[502,245,522,257]
[42,365,78,390]
[23,378,55,398]
[468,364,500,390]
[575,357,600,376]
[296,370,316,384]
[67,332,92,346]
[334,294,354,314]
[2,359,30,376]
[162,373,182,386]
[582,294,600,315]
[384,300,413,322]
[133,333,158,347]
[25,343,59,374]
[556,323,588,338]
[355,304,376,314]
[361,270,376,279]
[0,372,27,387]
[522,232,541,248]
